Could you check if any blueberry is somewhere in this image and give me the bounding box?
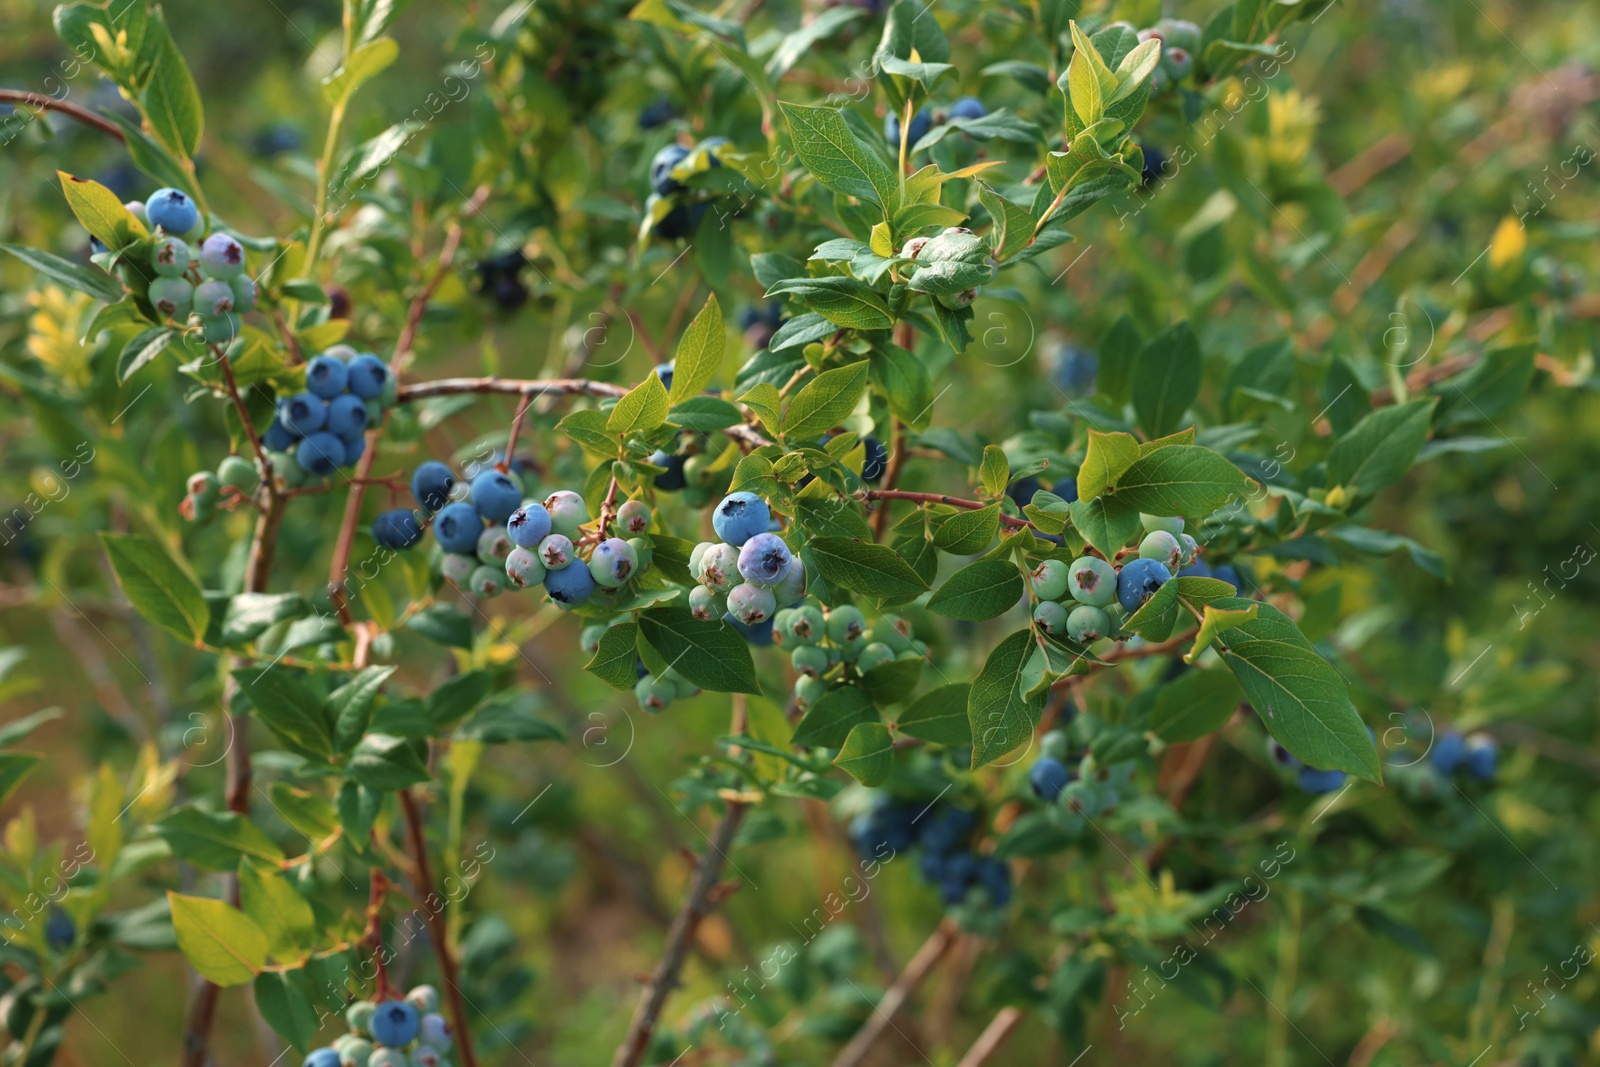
[617,499,652,535]
[1116,558,1171,612]
[1296,767,1347,794]
[860,435,889,483]
[279,392,327,436]
[1178,534,1199,567]
[476,526,514,565]
[469,564,505,598]
[218,455,259,491]
[151,237,193,278]
[975,856,1012,905]
[45,907,75,949]
[727,582,777,625]
[938,851,978,904]
[346,1000,377,1035]
[335,1039,372,1066]
[589,537,640,588]
[1066,605,1111,643]
[949,96,987,120]
[794,673,827,709]
[783,606,825,648]
[1032,599,1068,634]
[1140,514,1185,537]
[198,312,240,344]
[688,584,724,620]
[296,432,345,476]
[827,605,866,643]
[326,393,369,438]
[652,451,687,491]
[345,353,389,398]
[920,806,977,855]
[772,559,808,605]
[724,612,776,645]
[506,502,552,548]
[544,490,590,538]
[198,233,245,279]
[303,1049,341,1067]
[369,1000,420,1047]
[639,97,676,129]
[652,361,674,392]
[884,107,933,147]
[736,532,793,587]
[1140,144,1169,187]
[411,1047,447,1067]
[1052,345,1098,395]
[149,277,193,319]
[1029,756,1071,801]
[1267,738,1300,768]
[653,200,706,239]
[124,199,148,227]
[1053,476,1079,503]
[650,143,692,195]
[1211,564,1242,592]
[635,674,675,713]
[1464,733,1498,780]
[545,557,596,607]
[372,509,424,550]
[1067,556,1117,607]
[856,641,894,674]
[305,354,350,398]
[698,135,731,163]
[470,470,524,524]
[1139,530,1183,571]
[712,491,771,546]
[538,534,575,570]
[1006,475,1041,509]
[505,545,546,588]
[411,461,456,512]
[441,553,477,585]
[696,542,740,590]
[366,1050,408,1067]
[1177,559,1213,578]
[434,501,485,554]
[146,187,199,235]
[1430,731,1466,775]
[1030,559,1070,600]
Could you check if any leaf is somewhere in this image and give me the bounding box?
[57,172,148,248]
[861,656,923,707]
[778,101,900,214]
[427,670,491,728]
[1124,577,1181,641]
[927,559,1023,621]
[321,35,399,106]
[1069,496,1141,558]
[766,312,837,355]
[119,327,178,382]
[169,893,269,987]
[671,294,724,403]
[0,754,41,809]
[405,604,474,649]
[220,592,309,646]
[608,371,671,435]
[782,361,870,441]
[895,683,972,745]
[233,668,335,759]
[791,685,877,747]
[0,708,61,747]
[1325,525,1448,580]
[1148,669,1243,742]
[346,734,430,790]
[1109,446,1252,518]
[99,533,209,644]
[1066,26,1105,124]
[0,243,124,303]
[155,808,285,870]
[255,972,318,1052]
[267,783,338,842]
[1077,429,1141,502]
[807,537,930,603]
[767,5,864,78]
[1433,342,1537,425]
[636,607,761,694]
[328,666,396,752]
[832,722,893,786]
[141,16,204,157]
[968,630,1045,768]
[977,444,1009,498]
[338,782,380,848]
[1213,601,1380,782]
[1326,398,1436,498]
[765,277,894,331]
[932,505,1001,554]
[1131,322,1202,439]
[454,695,565,743]
[1186,601,1261,663]
[586,623,640,690]
[238,863,316,959]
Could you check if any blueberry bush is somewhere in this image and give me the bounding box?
[1,0,1598,1064]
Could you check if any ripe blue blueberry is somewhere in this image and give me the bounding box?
[434,501,485,554]
[712,491,770,546]
[303,1049,341,1067]
[198,233,245,279]
[725,612,775,645]
[45,907,75,949]
[505,545,546,588]
[652,361,674,391]
[305,354,349,398]
[296,432,345,476]
[589,537,640,588]
[1052,344,1097,395]
[975,855,1012,906]
[1430,731,1466,775]
[727,582,776,625]
[326,393,369,438]
[1211,564,1242,592]
[736,532,792,587]
[147,187,199,234]
[1464,733,1498,780]
[345,353,389,398]
[1029,756,1071,801]
[652,450,687,491]
[1178,559,1213,578]
[151,237,193,278]
[949,96,987,120]
[545,557,596,607]
[263,418,296,452]
[650,143,691,195]
[544,490,590,538]
[279,392,328,436]
[470,470,524,523]
[229,274,257,313]
[1116,558,1171,612]
[369,1000,420,1047]
[1067,556,1117,607]
[149,277,193,319]
[411,460,456,512]
[1067,605,1111,644]
[884,107,932,146]
[371,509,423,550]
[506,502,552,548]
[1297,767,1346,794]
[1030,559,1070,600]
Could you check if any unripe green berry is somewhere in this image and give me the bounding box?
[1033,599,1068,634]
[1030,559,1070,601]
[791,645,829,678]
[857,642,894,674]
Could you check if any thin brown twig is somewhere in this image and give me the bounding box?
[860,489,1031,529]
[830,920,957,1067]
[399,789,479,1067]
[0,89,125,141]
[870,417,906,540]
[954,1006,1025,1067]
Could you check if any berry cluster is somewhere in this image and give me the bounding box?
[884,95,988,150]
[474,249,529,311]
[303,985,453,1067]
[263,346,396,485]
[646,136,734,240]
[1134,17,1201,94]
[648,432,734,508]
[850,796,1011,906]
[1028,730,1133,818]
[688,492,807,643]
[180,455,260,524]
[133,187,256,345]
[1430,731,1498,780]
[1268,739,1347,794]
[775,604,926,711]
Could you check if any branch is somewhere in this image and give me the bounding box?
[830,920,957,1067]
[399,789,480,1067]
[0,89,125,141]
[859,489,1032,529]
[954,1007,1025,1067]
[611,800,749,1067]
[392,184,491,373]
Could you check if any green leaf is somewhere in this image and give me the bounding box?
[932,505,1001,553]
[968,630,1046,768]
[346,734,429,790]
[557,408,620,456]
[978,182,1040,261]
[238,863,316,959]
[1433,342,1537,425]
[895,683,972,745]
[169,892,268,987]
[255,972,318,1052]
[427,670,491,728]
[1068,496,1141,558]
[1148,669,1243,742]
[57,172,148,248]
[778,101,900,215]
[1326,398,1436,498]
[927,559,1022,621]
[321,35,399,106]
[220,592,309,646]
[267,783,339,842]
[119,326,178,383]
[0,708,61,747]
[637,607,761,694]
[155,808,285,871]
[1124,577,1182,641]
[338,782,380,848]
[405,603,474,649]
[782,361,870,441]
[454,695,565,744]
[791,685,877,747]
[1213,601,1380,782]
[766,277,894,331]
[1077,429,1141,502]
[1325,525,1448,580]
[1109,446,1252,518]
[767,5,864,78]
[141,15,204,157]
[807,537,930,603]
[668,396,742,433]
[979,444,1010,498]
[861,656,923,707]
[671,293,724,402]
[233,668,335,759]
[832,722,893,786]
[586,623,640,690]
[608,371,671,435]
[99,533,209,644]
[0,243,124,303]
[1131,322,1202,439]
[0,754,41,809]
[1186,601,1260,663]
[1066,25,1106,125]
[328,666,395,752]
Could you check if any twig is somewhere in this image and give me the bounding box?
[870,417,906,540]
[829,920,957,1067]
[214,345,278,499]
[365,869,394,1001]
[860,489,1031,529]
[954,1006,1025,1067]
[611,800,749,1067]
[328,432,381,626]
[502,393,535,469]
[392,184,491,373]
[398,789,479,1067]
[0,89,125,141]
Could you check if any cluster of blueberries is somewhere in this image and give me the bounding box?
[1268,739,1350,795]
[687,492,807,644]
[303,985,453,1067]
[181,455,260,523]
[131,187,257,345]
[1028,514,1242,645]
[262,347,396,484]
[646,136,733,240]
[1134,17,1202,95]
[1430,730,1499,780]
[884,96,987,151]
[773,604,927,712]
[850,796,1012,906]
[473,248,529,311]
[1026,730,1134,818]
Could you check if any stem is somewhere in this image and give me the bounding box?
[398,789,479,1067]
[869,416,906,540]
[859,489,1033,529]
[830,920,957,1067]
[365,869,393,1001]
[611,800,748,1067]
[328,430,380,626]
[0,89,126,141]
[954,1006,1024,1067]
[215,345,278,500]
